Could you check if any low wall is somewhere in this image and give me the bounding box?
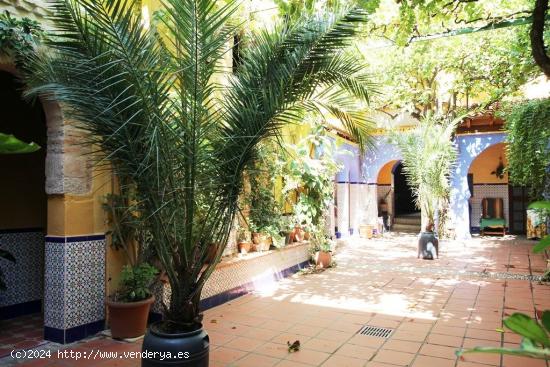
[151,241,311,314]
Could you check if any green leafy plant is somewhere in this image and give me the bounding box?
[505,99,550,201]
[0,11,43,69]
[26,0,374,330]
[391,116,459,234]
[248,141,284,238]
[283,122,342,234]
[0,132,40,154]
[457,311,550,359]
[116,263,158,302]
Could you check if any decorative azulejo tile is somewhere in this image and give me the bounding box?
[470,184,509,228]
[44,234,106,339]
[0,230,44,312]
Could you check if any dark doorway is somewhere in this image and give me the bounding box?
[393,162,418,215]
[509,186,529,234]
[0,70,47,337]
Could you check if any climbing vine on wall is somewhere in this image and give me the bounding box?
[505,99,550,200]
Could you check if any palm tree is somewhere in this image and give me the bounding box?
[25,0,375,330]
[392,116,458,234]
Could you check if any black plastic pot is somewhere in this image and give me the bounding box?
[141,322,209,367]
[418,231,439,260]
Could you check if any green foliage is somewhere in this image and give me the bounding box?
[457,311,550,359]
[116,263,158,302]
[247,141,284,238]
[505,99,550,201]
[364,26,536,118]
[0,132,40,154]
[282,122,341,234]
[392,116,458,229]
[0,11,43,69]
[26,0,374,327]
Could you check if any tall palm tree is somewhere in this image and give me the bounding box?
[26,0,375,329]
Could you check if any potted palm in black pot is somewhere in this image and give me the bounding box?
[393,117,459,258]
[26,0,375,365]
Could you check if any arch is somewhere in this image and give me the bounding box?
[449,133,507,239]
[467,142,509,232]
[0,62,69,195]
[362,136,402,183]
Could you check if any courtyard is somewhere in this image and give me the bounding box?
[6,233,549,367]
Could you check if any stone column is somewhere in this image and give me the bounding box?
[42,103,108,343]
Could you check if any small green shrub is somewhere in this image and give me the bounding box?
[116,263,158,303]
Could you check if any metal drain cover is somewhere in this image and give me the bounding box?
[357,325,393,338]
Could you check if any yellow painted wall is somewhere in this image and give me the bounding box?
[468,143,508,184]
[377,160,397,185]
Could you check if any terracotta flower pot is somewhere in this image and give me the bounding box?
[106,296,155,339]
[238,242,253,254]
[252,233,271,251]
[293,228,305,242]
[315,251,332,268]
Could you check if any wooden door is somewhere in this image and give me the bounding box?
[508,186,529,234]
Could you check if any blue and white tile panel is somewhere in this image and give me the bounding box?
[44,235,105,343]
[469,184,509,228]
[0,230,44,309]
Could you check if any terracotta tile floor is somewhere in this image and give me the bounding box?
[8,234,550,366]
[0,313,47,359]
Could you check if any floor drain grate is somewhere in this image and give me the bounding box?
[357,325,393,338]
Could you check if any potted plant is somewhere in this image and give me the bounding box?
[236,226,253,254]
[27,1,373,365]
[103,193,158,339]
[312,234,334,268]
[106,263,158,338]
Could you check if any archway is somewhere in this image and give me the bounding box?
[0,70,47,340]
[467,142,511,233]
[393,162,418,216]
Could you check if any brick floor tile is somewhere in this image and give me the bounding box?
[233,353,280,367]
[334,344,376,360]
[411,355,456,367]
[255,342,292,359]
[419,343,459,360]
[225,336,265,352]
[210,346,248,364]
[426,333,463,347]
[347,335,385,349]
[285,348,331,366]
[382,339,422,354]
[321,355,367,367]
[301,338,344,353]
[372,350,415,366]
[502,355,547,367]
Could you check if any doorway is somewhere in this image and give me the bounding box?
[0,70,47,350]
[393,162,418,216]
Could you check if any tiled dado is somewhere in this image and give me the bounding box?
[0,229,44,319]
[469,184,509,228]
[152,242,310,315]
[44,235,106,344]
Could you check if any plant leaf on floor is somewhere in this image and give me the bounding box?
[287,340,300,353]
